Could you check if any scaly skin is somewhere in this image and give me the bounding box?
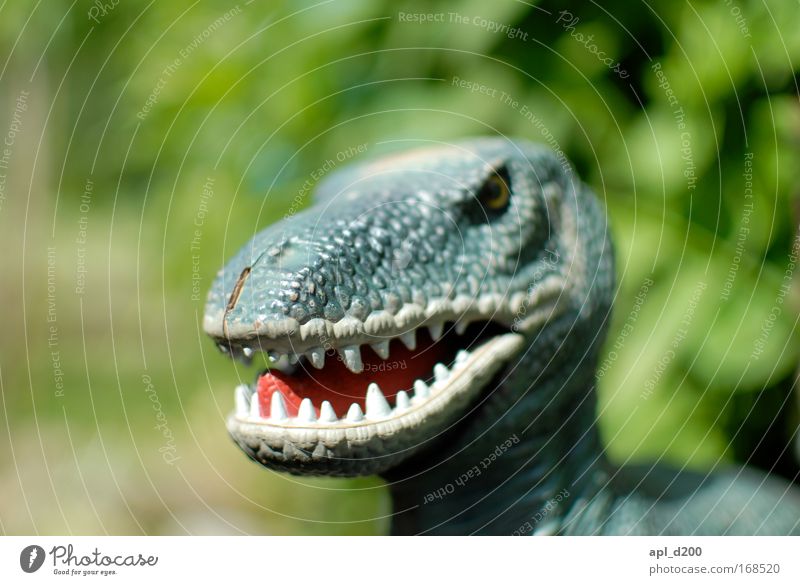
[204,138,800,535]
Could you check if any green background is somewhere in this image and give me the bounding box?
[1,0,798,534]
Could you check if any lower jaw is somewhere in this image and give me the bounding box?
[226,329,526,476]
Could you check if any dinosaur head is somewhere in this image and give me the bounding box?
[204,138,613,476]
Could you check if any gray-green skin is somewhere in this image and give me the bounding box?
[204,138,800,535]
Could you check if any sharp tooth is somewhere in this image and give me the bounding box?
[427,321,444,341]
[235,384,250,416]
[365,383,391,419]
[288,353,299,365]
[243,346,254,358]
[455,349,470,366]
[270,353,296,373]
[399,330,417,350]
[346,403,364,422]
[218,344,230,353]
[270,391,288,421]
[434,363,450,383]
[413,379,430,399]
[319,401,337,423]
[340,345,363,373]
[395,390,410,411]
[371,340,390,360]
[267,351,282,363]
[297,398,316,422]
[307,348,325,369]
[454,320,469,335]
[249,393,262,419]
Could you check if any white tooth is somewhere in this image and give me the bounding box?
[454,320,469,335]
[455,349,470,366]
[428,322,444,341]
[243,347,254,358]
[268,351,281,363]
[365,383,391,419]
[319,401,337,423]
[399,330,417,350]
[249,393,262,419]
[308,348,325,369]
[371,340,390,360]
[288,353,299,365]
[346,403,364,422]
[413,379,430,399]
[340,345,363,373]
[218,344,230,353]
[270,392,288,421]
[297,398,316,422]
[271,353,293,371]
[395,390,410,411]
[434,363,450,383]
[235,384,250,416]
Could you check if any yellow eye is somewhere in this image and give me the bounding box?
[479,172,511,211]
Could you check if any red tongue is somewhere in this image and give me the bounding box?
[257,334,446,418]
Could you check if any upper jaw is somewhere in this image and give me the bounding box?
[205,276,566,370]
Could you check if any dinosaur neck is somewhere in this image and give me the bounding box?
[384,318,611,535]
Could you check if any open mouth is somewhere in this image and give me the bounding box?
[218,279,564,474]
[230,319,522,428]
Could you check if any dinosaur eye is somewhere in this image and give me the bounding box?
[477,167,511,212]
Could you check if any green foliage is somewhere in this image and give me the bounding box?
[2,0,798,534]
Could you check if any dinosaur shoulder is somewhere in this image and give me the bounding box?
[602,464,800,535]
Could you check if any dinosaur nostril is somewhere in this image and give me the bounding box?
[265,238,293,263]
[272,244,312,272]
